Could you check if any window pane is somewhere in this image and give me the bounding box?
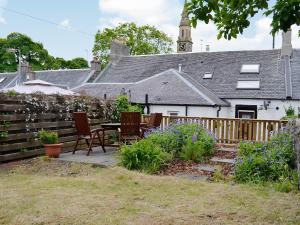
[237,80,260,89]
[203,73,212,79]
[241,64,260,73]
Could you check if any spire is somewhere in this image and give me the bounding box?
[180,0,189,26]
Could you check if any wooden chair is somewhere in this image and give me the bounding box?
[73,112,106,156]
[118,112,142,144]
[142,113,163,137]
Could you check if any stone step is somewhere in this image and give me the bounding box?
[217,147,238,153]
[210,157,236,164]
[192,164,216,173]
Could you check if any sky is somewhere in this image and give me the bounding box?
[0,0,299,60]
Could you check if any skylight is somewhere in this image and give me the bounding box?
[0,77,6,83]
[237,80,260,89]
[240,64,260,74]
[203,73,213,79]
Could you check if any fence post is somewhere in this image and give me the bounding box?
[288,119,300,191]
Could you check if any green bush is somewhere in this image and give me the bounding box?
[38,130,59,145]
[113,95,144,122]
[180,133,215,162]
[120,139,172,174]
[235,132,297,186]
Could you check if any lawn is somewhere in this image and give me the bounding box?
[0,158,299,225]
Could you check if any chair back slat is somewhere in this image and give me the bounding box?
[73,112,91,136]
[121,112,141,136]
[150,113,163,128]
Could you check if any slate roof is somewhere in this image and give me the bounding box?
[0,72,18,89]
[75,69,229,106]
[35,69,92,89]
[0,69,93,90]
[94,49,300,100]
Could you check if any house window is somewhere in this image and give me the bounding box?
[237,80,260,89]
[240,64,260,74]
[168,111,179,116]
[0,77,6,83]
[235,105,257,119]
[203,73,213,79]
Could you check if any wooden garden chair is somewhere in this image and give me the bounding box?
[118,112,142,144]
[73,112,106,156]
[141,113,163,137]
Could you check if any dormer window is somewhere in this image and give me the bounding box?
[237,80,260,89]
[240,64,260,74]
[203,72,213,79]
[0,77,6,83]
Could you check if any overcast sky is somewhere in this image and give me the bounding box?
[0,0,299,60]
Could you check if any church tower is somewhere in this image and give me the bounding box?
[177,0,193,53]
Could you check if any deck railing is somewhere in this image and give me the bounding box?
[142,115,288,143]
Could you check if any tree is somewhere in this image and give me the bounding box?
[93,22,173,67]
[186,0,300,40]
[0,32,89,73]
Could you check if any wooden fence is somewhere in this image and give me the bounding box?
[143,115,288,143]
[0,94,107,163]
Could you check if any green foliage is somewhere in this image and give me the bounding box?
[281,105,298,120]
[6,90,17,97]
[180,134,215,162]
[38,130,59,145]
[0,32,88,73]
[187,0,300,40]
[235,133,297,189]
[113,95,144,122]
[120,139,172,174]
[93,22,173,67]
[120,123,215,173]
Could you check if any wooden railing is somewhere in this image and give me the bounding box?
[142,115,288,143]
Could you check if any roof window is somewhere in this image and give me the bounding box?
[237,80,260,89]
[0,77,6,83]
[240,64,260,74]
[203,72,213,79]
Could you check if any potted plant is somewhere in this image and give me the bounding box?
[39,130,62,158]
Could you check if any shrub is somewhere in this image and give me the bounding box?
[235,132,296,185]
[180,133,215,162]
[120,139,172,174]
[38,130,59,145]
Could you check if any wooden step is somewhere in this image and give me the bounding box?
[210,157,236,164]
[217,147,237,153]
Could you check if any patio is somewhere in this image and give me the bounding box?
[59,146,118,167]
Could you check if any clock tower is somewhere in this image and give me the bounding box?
[177,0,193,53]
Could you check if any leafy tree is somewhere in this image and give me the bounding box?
[0,32,89,72]
[186,0,300,40]
[93,22,173,67]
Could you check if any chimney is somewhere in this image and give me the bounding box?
[110,39,130,64]
[18,62,31,84]
[26,65,36,81]
[90,57,101,72]
[281,29,293,57]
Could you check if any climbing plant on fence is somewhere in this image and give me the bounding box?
[0,93,116,162]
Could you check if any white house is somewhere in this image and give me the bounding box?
[0,2,299,120]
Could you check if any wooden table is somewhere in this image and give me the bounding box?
[101,122,147,131]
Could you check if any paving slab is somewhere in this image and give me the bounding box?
[210,157,236,164]
[175,172,209,181]
[217,147,237,153]
[192,165,216,173]
[58,147,118,167]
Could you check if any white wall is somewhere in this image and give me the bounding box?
[149,99,300,120]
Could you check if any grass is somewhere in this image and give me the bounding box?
[0,158,300,225]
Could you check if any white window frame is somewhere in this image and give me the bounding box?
[168,111,179,117]
[237,80,260,89]
[240,64,260,74]
[203,72,213,79]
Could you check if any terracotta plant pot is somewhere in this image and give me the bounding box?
[44,143,63,158]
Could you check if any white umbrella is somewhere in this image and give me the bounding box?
[3,80,77,96]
